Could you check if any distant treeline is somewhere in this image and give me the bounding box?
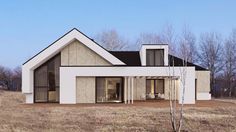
[0,66,21,91]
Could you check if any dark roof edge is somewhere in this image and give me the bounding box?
[23,28,77,65]
[109,51,139,52]
[169,54,209,71]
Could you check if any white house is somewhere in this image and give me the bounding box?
[22,28,211,104]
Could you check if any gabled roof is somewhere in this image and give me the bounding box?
[23,28,125,69]
[109,51,141,66]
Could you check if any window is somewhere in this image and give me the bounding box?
[34,54,60,103]
[146,49,164,66]
[146,79,165,99]
[96,77,123,103]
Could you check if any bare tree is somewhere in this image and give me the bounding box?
[223,29,236,97]
[0,66,7,89]
[135,32,162,50]
[134,23,177,52]
[198,32,223,96]
[168,46,189,132]
[0,66,13,90]
[160,23,177,55]
[12,66,22,91]
[178,26,198,63]
[94,29,129,51]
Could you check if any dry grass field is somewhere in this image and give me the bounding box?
[0,90,235,132]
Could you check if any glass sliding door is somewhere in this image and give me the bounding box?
[34,54,60,103]
[146,79,165,99]
[96,77,123,103]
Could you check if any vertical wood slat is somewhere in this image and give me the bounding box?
[127,77,130,104]
[124,77,127,104]
[131,77,134,104]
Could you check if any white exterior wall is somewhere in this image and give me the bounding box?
[60,66,195,104]
[25,93,34,104]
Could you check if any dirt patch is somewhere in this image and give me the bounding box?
[0,90,236,132]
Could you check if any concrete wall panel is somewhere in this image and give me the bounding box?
[164,79,179,100]
[61,40,111,66]
[76,77,95,103]
[133,78,146,100]
[195,71,210,92]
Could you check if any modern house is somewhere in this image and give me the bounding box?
[22,28,211,104]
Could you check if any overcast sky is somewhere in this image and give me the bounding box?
[0,0,236,68]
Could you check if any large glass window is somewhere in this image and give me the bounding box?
[146,79,164,99]
[34,54,60,103]
[146,49,164,66]
[96,77,123,103]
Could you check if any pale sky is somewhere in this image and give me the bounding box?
[0,0,236,68]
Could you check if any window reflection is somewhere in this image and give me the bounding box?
[96,77,123,103]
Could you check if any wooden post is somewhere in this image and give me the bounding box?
[131,77,134,104]
[124,77,127,104]
[128,77,130,104]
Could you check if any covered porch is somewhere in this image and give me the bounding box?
[60,66,196,104]
[123,76,179,104]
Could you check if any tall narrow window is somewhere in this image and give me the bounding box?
[146,49,155,66]
[34,65,48,102]
[146,49,164,66]
[34,54,60,103]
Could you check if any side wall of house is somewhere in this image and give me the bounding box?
[195,71,211,100]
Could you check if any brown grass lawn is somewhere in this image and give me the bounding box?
[0,90,235,132]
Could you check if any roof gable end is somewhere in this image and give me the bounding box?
[23,28,125,70]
